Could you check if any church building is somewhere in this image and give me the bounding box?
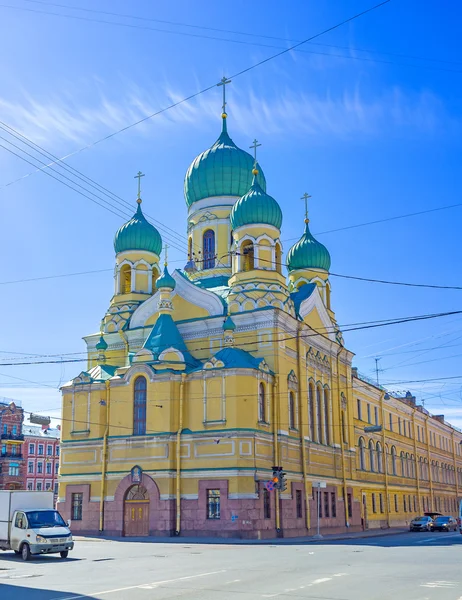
[58,98,462,538]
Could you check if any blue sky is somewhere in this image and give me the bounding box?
[0,0,462,425]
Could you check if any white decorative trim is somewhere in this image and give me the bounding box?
[188,196,236,217]
[130,270,224,328]
[299,286,336,341]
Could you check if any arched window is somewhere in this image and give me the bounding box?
[258,382,266,423]
[391,446,397,475]
[359,437,366,470]
[133,376,147,436]
[376,442,383,473]
[188,237,193,260]
[316,385,323,443]
[241,240,254,271]
[405,453,410,478]
[400,452,406,477]
[308,382,315,441]
[289,391,295,429]
[275,243,282,274]
[369,440,375,472]
[203,229,215,270]
[120,264,131,294]
[341,410,348,446]
[323,387,330,445]
[151,267,159,294]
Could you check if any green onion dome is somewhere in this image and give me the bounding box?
[95,335,108,351]
[114,202,162,256]
[184,117,266,207]
[156,265,176,290]
[230,172,283,230]
[223,315,236,331]
[287,220,331,272]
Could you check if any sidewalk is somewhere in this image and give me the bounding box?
[74,527,408,545]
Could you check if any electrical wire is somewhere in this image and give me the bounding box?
[0,0,391,184]
[1,309,461,367]
[22,0,462,71]
[0,121,192,252]
[231,251,462,291]
[6,1,460,77]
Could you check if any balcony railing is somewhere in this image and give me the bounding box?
[0,452,23,458]
[0,433,24,441]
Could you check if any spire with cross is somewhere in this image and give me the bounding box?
[134,171,145,204]
[217,76,231,118]
[249,139,261,175]
[164,243,169,267]
[301,192,311,223]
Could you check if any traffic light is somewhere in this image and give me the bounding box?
[279,471,287,492]
[271,466,287,491]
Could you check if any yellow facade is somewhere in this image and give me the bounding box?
[58,113,462,538]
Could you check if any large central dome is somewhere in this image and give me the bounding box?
[184,116,266,207]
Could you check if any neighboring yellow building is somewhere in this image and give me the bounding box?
[58,108,462,539]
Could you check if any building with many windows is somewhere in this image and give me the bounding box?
[22,424,60,499]
[0,400,24,490]
[57,105,462,538]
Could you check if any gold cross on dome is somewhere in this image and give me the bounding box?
[301,192,311,221]
[164,243,169,266]
[217,76,231,115]
[134,171,145,201]
[249,139,261,169]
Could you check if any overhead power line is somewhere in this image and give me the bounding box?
[5,1,460,76]
[0,0,391,185]
[1,309,461,367]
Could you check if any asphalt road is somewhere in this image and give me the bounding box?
[1,530,462,599]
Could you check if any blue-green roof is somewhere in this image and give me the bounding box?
[114,203,162,255]
[184,117,266,207]
[290,282,316,316]
[194,347,272,373]
[223,316,236,331]
[156,265,176,290]
[143,313,200,369]
[287,221,331,272]
[230,174,282,230]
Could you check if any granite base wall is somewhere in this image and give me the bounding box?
[58,477,362,539]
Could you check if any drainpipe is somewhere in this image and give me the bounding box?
[273,375,280,533]
[99,380,110,532]
[336,347,349,529]
[296,321,310,532]
[380,391,390,528]
[451,431,459,502]
[411,410,422,513]
[175,374,186,535]
[424,416,434,510]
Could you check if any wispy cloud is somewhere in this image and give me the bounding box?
[0,81,454,150]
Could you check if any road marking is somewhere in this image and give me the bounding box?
[224,580,241,585]
[54,570,227,599]
[333,573,348,577]
[415,538,436,544]
[311,577,332,584]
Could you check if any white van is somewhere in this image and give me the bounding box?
[0,490,74,561]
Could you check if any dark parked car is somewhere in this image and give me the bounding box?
[430,516,458,532]
[410,516,433,531]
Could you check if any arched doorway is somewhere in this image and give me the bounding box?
[123,484,149,536]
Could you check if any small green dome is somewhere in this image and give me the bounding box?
[184,117,266,207]
[230,175,282,230]
[114,203,162,255]
[287,221,331,272]
[95,335,108,351]
[156,265,176,290]
[223,315,236,331]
